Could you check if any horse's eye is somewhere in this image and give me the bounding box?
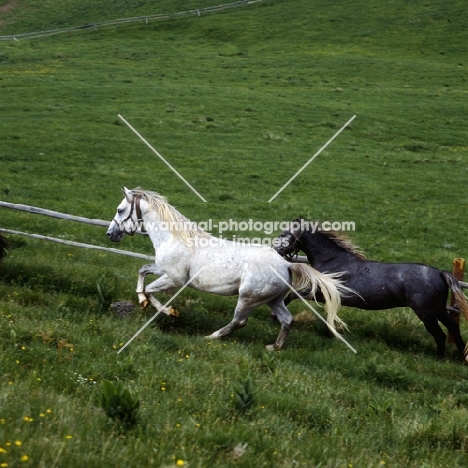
[117,208,124,214]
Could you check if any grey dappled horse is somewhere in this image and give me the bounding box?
[274,218,468,360]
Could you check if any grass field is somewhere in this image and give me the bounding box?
[1,0,468,466]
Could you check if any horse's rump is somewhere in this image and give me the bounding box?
[440,271,468,321]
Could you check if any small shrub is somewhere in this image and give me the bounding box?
[96,275,114,311]
[233,375,255,414]
[99,379,140,427]
[261,351,277,374]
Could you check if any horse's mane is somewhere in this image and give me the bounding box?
[305,222,366,259]
[131,189,211,244]
[321,230,366,259]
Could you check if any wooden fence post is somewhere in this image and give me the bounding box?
[448,258,465,344]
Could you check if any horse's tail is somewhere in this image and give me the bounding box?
[289,262,350,334]
[0,235,7,262]
[441,271,468,322]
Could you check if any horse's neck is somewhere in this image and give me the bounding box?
[302,232,360,270]
[144,210,177,248]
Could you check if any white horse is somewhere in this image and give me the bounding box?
[106,188,349,350]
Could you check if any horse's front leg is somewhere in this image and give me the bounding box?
[143,273,182,316]
[136,264,179,316]
[136,264,159,308]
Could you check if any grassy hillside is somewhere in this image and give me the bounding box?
[1,0,467,260]
[1,0,468,466]
[0,0,228,33]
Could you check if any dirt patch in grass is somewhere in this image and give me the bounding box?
[0,0,20,28]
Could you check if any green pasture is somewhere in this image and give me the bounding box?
[1,0,468,466]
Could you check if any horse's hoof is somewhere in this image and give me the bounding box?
[265,344,277,352]
[205,331,219,340]
[140,299,149,310]
[168,307,179,317]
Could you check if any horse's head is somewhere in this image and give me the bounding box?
[273,218,304,260]
[106,187,146,242]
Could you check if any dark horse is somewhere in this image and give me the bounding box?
[274,219,468,360]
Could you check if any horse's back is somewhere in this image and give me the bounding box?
[185,242,290,296]
[340,260,448,310]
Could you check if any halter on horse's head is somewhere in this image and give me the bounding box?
[107,187,209,245]
[273,217,304,261]
[107,187,146,242]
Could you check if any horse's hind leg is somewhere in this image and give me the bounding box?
[269,290,307,322]
[421,317,448,359]
[205,302,252,340]
[205,297,293,351]
[437,310,468,362]
[266,299,294,351]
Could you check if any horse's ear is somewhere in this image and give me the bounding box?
[121,187,133,202]
[290,219,303,237]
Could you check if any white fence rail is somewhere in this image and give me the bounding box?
[0,199,311,263]
[0,0,264,41]
[0,201,109,227]
[0,200,154,260]
[0,228,153,260]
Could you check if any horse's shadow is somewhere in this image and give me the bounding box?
[337,307,461,360]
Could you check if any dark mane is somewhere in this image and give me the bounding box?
[315,225,366,260]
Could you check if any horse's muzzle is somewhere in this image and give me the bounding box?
[106,227,124,243]
[272,237,290,256]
